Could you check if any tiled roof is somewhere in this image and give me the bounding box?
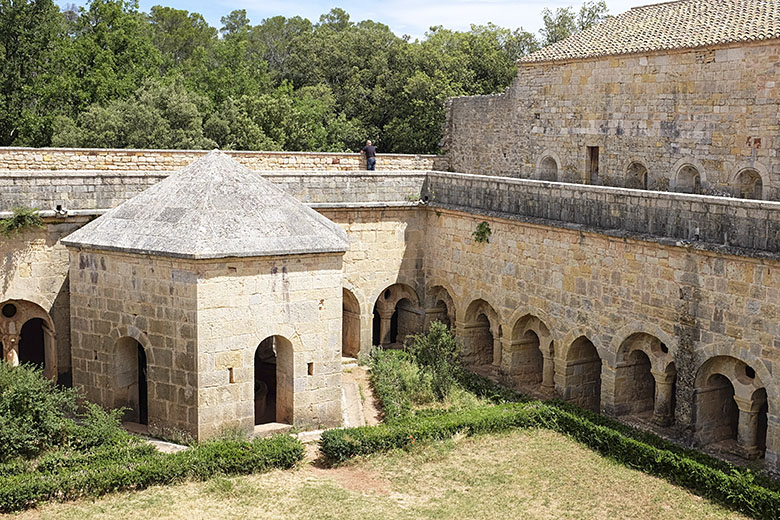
[62,151,348,259]
[520,0,780,63]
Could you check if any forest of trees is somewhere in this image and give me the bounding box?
[0,0,608,153]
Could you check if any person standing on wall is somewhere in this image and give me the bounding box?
[361,140,377,170]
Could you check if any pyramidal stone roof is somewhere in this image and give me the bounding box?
[520,0,780,64]
[62,150,348,259]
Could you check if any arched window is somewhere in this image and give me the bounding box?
[676,165,701,194]
[735,168,763,200]
[539,157,558,181]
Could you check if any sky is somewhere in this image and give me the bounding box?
[93,0,650,40]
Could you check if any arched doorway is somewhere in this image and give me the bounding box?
[342,288,360,358]
[255,336,293,425]
[696,373,739,446]
[508,314,554,394]
[675,165,701,194]
[626,162,648,190]
[539,156,558,181]
[0,299,57,379]
[425,286,456,330]
[735,168,763,199]
[115,337,148,425]
[562,336,602,412]
[372,284,421,347]
[19,318,46,369]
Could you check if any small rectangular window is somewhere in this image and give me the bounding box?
[228,367,235,383]
[307,362,314,376]
[586,146,600,184]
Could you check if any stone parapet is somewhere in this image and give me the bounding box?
[0,147,447,172]
[423,171,780,256]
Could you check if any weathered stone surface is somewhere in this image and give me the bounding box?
[61,151,349,259]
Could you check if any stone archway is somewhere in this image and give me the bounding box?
[675,164,701,194]
[734,168,763,200]
[342,288,360,358]
[425,285,456,330]
[0,299,57,380]
[625,161,649,190]
[461,299,501,375]
[506,314,554,395]
[561,336,602,412]
[255,336,294,425]
[694,356,768,459]
[539,156,559,181]
[612,333,676,426]
[372,283,422,347]
[115,336,148,425]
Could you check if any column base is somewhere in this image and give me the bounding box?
[652,413,674,427]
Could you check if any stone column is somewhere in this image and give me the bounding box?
[542,354,555,391]
[734,395,765,459]
[378,309,394,346]
[492,331,502,368]
[651,370,676,427]
[765,414,780,475]
[43,325,57,380]
[1,334,19,366]
[359,312,374,356]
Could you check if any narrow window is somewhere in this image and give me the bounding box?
[586,146,600,184]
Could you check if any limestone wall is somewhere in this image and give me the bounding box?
[422,207,780,468]
[68,249,199,438]
[444,41,780,199]
[195,254,343,438]
[423,172,780,255]
[0,170,428,212]
[0,217,88,381]
[0,147,447,172]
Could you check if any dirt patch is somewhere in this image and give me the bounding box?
[305,465,392,495]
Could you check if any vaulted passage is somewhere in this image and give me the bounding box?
[372,284,421,347]
[507,314,554,395]
[562,336,602,412]
[462,299,500,374]
[19,318,46,369]
[612,333,676,426]
[695,356,768,459]
[255,336,293,426]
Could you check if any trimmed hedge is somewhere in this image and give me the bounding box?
[320,403,780,519]
[0,434,304,513]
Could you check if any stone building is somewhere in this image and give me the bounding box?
[60,151,348,438]
[2,0,780,474]
[443,0,780,199]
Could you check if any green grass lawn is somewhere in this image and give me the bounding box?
[12,429,748,520]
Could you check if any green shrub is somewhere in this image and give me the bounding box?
[408,321,462,399]
[0,207,44,238]
[0,435,304,512]
[0,362,79,461]
[369,349,435,421]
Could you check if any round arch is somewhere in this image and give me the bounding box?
[623,159,650,190]
[671,157,707,193]
[0,298,57,379]
[536,151,562,182]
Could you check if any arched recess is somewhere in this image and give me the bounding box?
[0,299,57,380]
[733,167,764,200]
[115,336,148,425]
[507,314,554,393]
[462,299,501,373]
[372,283,422,347]
[625,161,649,190]
[255,335,294,425]
[671,159,706,194]
[425,285,456,330]
[537,156,559,182]
[560,335,602,412]
[613,333,676,425]
[694,356,768,459]
[342,288,360,358]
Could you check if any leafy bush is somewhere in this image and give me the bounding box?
[0,207,44,238]
[0,435,304,512]
[408,321,462,399]
[0,362,80,461]
[369,349,435,421]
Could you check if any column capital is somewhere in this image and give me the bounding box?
[734,395,765,414]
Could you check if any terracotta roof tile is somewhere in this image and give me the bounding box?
[520,0,780,63]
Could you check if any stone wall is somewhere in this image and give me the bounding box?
[421,207,780,469]
[68,249,199,438]
[443,41,780,200]
[195,253,344,438]
[0,147,447,172]
[0,217,87,381]
[0,170,428,212]
[423,172,780,256]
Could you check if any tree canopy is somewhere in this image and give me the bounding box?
[0,0,608,153]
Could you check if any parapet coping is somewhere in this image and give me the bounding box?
[0,146,441,159]
[0,169,431,178]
